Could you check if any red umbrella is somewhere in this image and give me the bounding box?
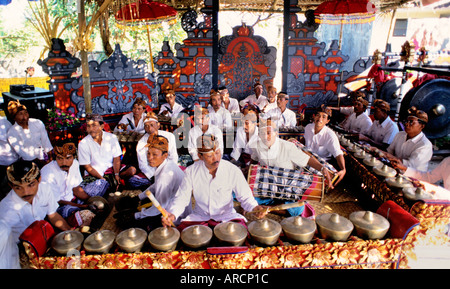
[115,0,178,72]
[314,0,377,49]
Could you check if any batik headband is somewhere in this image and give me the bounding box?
[7,162,40,186]
[196,134,219,153]
[54,142,77,157]
[145,134,169,153]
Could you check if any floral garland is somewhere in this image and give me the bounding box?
[46,108,80,131]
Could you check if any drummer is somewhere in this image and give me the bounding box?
[382,106,433,172]
[113,97,147,134]
[303,105,346,185]
[0,160,71,244]
[115,135,189,231]
[250,119,334,216]
[342,96,372,134]
[161,134,266,230]
[359,99,399,150]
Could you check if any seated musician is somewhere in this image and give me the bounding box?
[161,134,266,230]
[0,160,71,244]
[115,135,189,231]
[113,97,147,134]
[0,117,19,199]
[304,105,346,185]
[6,100,53,168]
[381,107,433,172]
[342,96,372,134]
[78,114,136,191]
[158,89,184,120]
[359,99,399,150]
[130,112,178,189]
[40,140,107,223]
[188,106,223,162]
[261,85,278,113]
[250,119,334,216]
[262,92,297,129]
[239,82,268,111]
[218,86,240,114]
[207,89,233,130]
[403,156,450,191]
[230,107,259,168]
[330,91,365,127]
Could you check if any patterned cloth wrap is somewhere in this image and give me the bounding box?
[248,165,324,202]
[57,176,109,219]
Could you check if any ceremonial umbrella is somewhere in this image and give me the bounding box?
[115,0,178,72]
[314,0,377,50]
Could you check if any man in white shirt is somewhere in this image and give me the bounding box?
[0,117,19,199]
[230,110,258,167]
[78,114,136,190]
[342,96,372,134]
[251,119,334,216]
[0,219,21,269]
[262,92,297,128]
[207,90,233,130]
[162,134,266,230]
[219,86,240,114]
[0,160,70,243]
[188,107,224,162]
[359,99,398,150]
[6,100,53,167]
[130,113,178,189]
[239,82,268,111]
[304,105,346,185]
[261,85,278,113]
[41,141,108,221]
[383,107,433,172]
[113,97,147,134]
[404,156,450,191]
[158,89,185,120]
[116,135,190,231]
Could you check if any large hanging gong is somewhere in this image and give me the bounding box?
[399,79,450,139]
[377,78,413,116]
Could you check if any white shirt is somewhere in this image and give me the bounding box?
[0,182,59,243]
[78,131,123,176]
[0,118,19,166]
[366,117,399,145]
[113,112,147,134]
[262,107,297,128]
[159,102,184,119]
[387,131,433,172]
[135,159,189,220]
[404,156,450,191]
[40,160,83,202]
[222,98,240,114]
[261,101,278,113]
[136,130,178,180]
[239,94,268,111]
[188,124,224,161]
[167,159,258,222]
[231,126,258,161]
[304,123,343,161]
[207,105,233,130]
[343,112,372,134]
[7,118,53,161]
[0,220,20,269]
[251,137,310,170]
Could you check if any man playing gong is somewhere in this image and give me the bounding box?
[161,134,266,230]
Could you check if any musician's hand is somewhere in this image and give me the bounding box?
[334,168,346,186]
[161,212,176,227]
[251,205,269,219]
[117,123,128,130]
[322,167,334,189]
[390,158,407,172]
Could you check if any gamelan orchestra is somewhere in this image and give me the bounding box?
[0,84,449,269]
